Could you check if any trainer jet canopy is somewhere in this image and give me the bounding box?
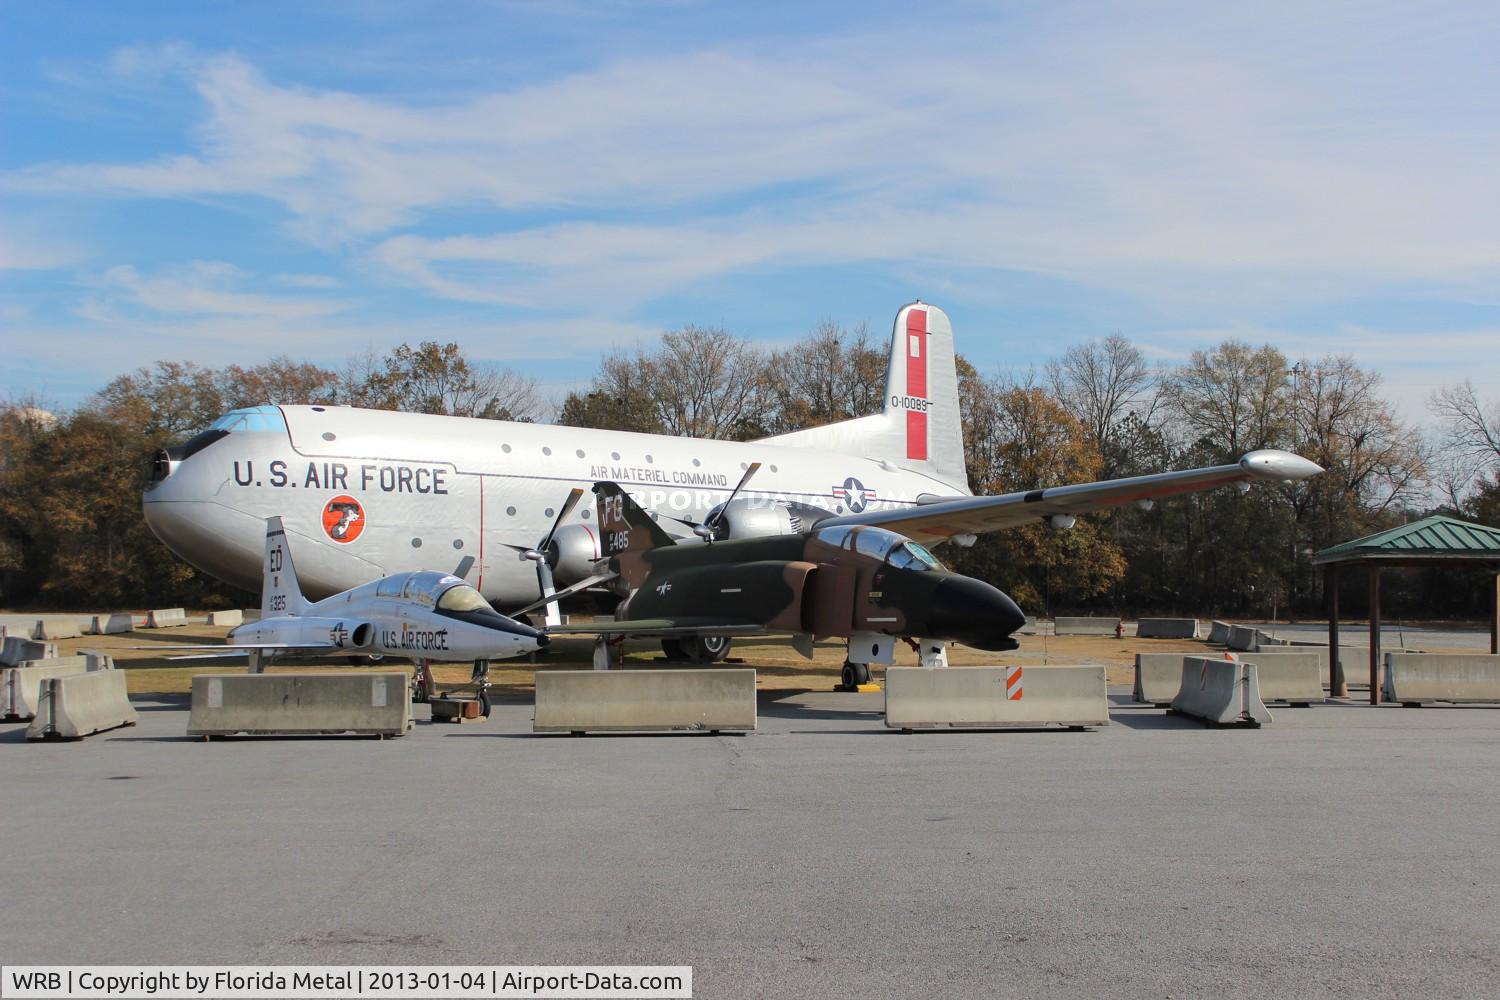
[541,482,1028,688]
[155,516,545,700]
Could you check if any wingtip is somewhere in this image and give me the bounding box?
[1238,450,1323,480]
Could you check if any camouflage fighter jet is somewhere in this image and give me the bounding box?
[534,479,1028,689]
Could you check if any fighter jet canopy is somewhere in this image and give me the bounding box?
[813,525,947,572]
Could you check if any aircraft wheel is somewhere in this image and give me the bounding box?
[686,635,731,663]
[478,689,491,717]
[661,638,685,661]
[840,661,871,689]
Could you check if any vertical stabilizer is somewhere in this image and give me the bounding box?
[262,517,310,617]
[752,302,970,493]
[594,482,675,589]
[884,302,966,490]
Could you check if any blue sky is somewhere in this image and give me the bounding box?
[3,0,1499,422]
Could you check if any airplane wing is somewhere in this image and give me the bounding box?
[548,618,770,638]
[820,450,1323,543]
[132,642,343,661]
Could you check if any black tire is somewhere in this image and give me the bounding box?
[686,634,731,663]
[854,662,871,686]
[661,638,685,661]
[840,662,858,689]
[478,689,491,717]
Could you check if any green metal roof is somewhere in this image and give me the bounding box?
[1314,515,1500,564]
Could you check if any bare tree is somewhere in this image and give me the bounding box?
[1046,334,1159,473]
[638,326,770,440]
[1163,340,1291,457]
[1430,380,1500,502]
[1291,356,1428,533]
[359,342,541,420]
[764,319,884,434]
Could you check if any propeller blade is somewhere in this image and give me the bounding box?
[536,559,560,628]
[701,462,761,539]
[538,487,586,553]
[512,572,619,618]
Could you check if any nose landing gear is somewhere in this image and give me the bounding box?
[839,661,872,691]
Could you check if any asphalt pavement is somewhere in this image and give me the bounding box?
[2,689,1498,999]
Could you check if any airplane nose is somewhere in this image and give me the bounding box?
[926,576,1027,651]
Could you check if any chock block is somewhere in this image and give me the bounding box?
[430,697,487,723]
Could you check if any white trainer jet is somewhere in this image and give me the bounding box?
[143,301,1321,663]
[159,516,545,699]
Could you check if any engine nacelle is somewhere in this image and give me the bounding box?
[545,522,603,586]
[349,621,376,649]
[703,497,833,541]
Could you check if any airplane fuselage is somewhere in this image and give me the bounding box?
[229,572,542,662]
[144,405,965,608]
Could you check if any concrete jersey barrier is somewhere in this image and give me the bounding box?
[1208,621,1232,644]
[1226,625,1260,651]
[534,669,756,734]
[26,669,138,740]
[145,608,189,628]
[1384,653,1500,705]
[885,665,1109,730]
[1133,653,1193,705]
[33,618,82,640]
[207,609,244,627]
[90,613,136,635]
[1053,617,1120,636]
[1237,651,1324,705]
[1170,657,1274,726]
[2,658,111,721]
[1,637,58,666]
[188,672,412,738]
[1135,618,1200,639]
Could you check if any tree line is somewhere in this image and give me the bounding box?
[2,323,1496,618]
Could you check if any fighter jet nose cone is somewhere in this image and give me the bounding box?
[927,576,1028,651]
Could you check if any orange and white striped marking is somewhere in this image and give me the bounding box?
[1006,664,1023,700]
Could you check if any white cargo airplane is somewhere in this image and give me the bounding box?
[144,302,1322,661]
[158,516,545,699]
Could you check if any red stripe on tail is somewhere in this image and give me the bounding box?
[905,308,928,461]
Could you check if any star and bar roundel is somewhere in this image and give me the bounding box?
[833,477,877,513]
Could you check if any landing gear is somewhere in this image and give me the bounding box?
[412,660,434,703]
[840,661,872,690]
[471,658,492,717]
[663,636,730,663]
[685,635,731,664]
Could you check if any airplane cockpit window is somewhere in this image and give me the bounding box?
[399,571,463,608]
[207,406,288,434]
[437,584,490,613]
[854,527,902,560]
[814,525,857,550]
[376,575,407,598]
[887,541,944,572]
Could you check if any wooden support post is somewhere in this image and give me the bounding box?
[1368,566,1381,706]
[1327,565,1345,697]
[1491,572,1498,656]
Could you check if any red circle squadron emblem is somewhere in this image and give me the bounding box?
[322,495,366,543]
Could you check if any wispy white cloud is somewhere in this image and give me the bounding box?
[96,260,350,319]
[8,2,1499,308]
[0,230,80,270]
